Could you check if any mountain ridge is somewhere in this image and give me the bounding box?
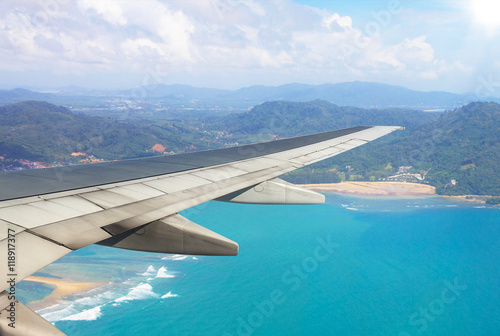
[2,81,497,109]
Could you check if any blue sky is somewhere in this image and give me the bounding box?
[0,0,499,95]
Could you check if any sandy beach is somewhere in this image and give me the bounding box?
[24,276,105,310]
[300,181,436,197]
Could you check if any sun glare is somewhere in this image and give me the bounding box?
[471,0,500,29]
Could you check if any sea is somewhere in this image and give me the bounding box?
[17,194,500,336]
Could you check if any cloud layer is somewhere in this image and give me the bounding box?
[0,0,496,92]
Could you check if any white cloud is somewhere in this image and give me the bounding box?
[78,0,127,26]
[0,0,490,91]
[321,13,352,31]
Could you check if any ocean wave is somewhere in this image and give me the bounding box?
[148,266,175,281]
[161,291,179,299]
[141,265,157,276]
[115,283,158,303]
[346,207,359,211]
[161,254,188,261]
[73,288,122,306]
[156,266,175,278]
[61,305,102,321]
[39,303,79,323]
[37,285,122,323]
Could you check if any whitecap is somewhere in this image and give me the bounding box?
[161,254,188,261]
[73,289,120,306]
[61,305,102,321]
[39,303,79,323]
[156,266,175,278]
[115,283,158,303]
[192,257,198,260]
[161,291,179,299]
[142,265,157,276]
[346,207,359,211]
[174,256,188,260]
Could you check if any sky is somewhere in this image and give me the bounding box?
[0,0,499,95]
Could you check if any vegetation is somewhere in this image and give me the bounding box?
[201,100,438,142]
[1,99,498,196]
[0,101,204,162]
[486,197,500,205]
[201,101,499,196]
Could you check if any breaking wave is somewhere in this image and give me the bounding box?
[156,266,175,279]
[161,254,188,261]
[61,305,103,321]
[161,291,179,299]
[115,283,158,303]
[141,265,157,276]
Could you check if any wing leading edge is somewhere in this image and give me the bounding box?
[0,126,402,335]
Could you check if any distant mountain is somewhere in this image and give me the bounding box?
[137,81,484,109]
[125,84,228,100]
[3,82,498,110]
[223,82,467,109]
[0,101,202,161]
[0,88,56,104]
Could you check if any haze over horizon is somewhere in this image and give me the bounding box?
[1,0,499,97]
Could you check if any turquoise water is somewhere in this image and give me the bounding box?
[20,194,500,335]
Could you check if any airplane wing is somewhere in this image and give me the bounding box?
[0,126,402,335]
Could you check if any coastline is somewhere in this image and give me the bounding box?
[300,181,495,203]
[300,181,436,197]
[24,276,106,311]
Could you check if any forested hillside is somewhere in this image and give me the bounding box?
[202,100,437,140]
[0,101,201,162]
[202,100,499,195]
[1,100,498,196]
[285,102,500,195]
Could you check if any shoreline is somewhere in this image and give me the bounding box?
[300,181,492,203]
[23,276,106,311]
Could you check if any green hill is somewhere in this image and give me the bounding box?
[202,100,499,195]
[202,100,437,140]
[0,101,201,162]
[287,102,500,195]
[2,100,498,196]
